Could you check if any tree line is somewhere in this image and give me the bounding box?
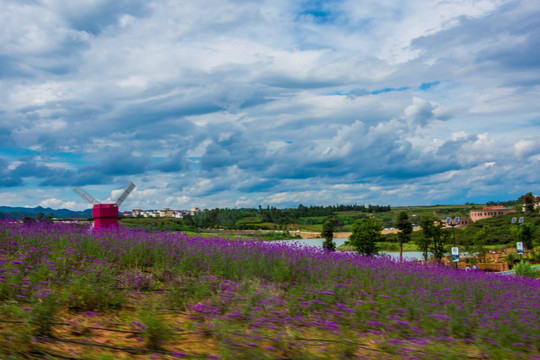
[183,204,391,229]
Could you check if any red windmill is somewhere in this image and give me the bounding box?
[74,182,136,229]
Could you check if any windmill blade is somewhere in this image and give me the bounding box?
[115,182,136,206]
[74,187,100,205]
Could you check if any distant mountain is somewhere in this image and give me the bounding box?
[0,206,92,219]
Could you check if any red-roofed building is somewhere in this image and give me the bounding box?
[470,206,516,222]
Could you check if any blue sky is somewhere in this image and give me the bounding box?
[1,0,539,211]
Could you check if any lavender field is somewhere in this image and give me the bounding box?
[0,220,539,359]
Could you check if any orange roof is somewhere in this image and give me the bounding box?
[482,206,504,210]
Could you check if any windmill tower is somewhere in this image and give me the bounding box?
[74,182,136,229]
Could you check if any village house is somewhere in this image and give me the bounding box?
[469,206,516,222]
[130,208,200,218]
[159,208,174,217]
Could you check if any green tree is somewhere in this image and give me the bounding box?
[521,192,535,214]
[395,211,413,260]
[430,225,448,263]
[416,235,431,262]
[348,218,382,256]
[36,212,45,220]
[321,220,336,251]
[474,225,489,263]
[527,247,540,262]
[417,215,447,263]
[329,216,345,230]
[183,214,194,226]
[519,223,535,251]
[459,237,471,255]
[417,216,435,261]
[505,251,517,269]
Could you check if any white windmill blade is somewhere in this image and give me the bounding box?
[74,187,100,205]
[115,182,136,206]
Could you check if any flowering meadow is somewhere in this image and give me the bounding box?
[0,220,539,359]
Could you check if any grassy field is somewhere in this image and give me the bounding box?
[2,221,538,359]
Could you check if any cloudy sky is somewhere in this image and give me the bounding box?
[1,0,539,211]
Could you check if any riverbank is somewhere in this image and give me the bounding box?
[296,231,351,239]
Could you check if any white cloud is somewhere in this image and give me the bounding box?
[337,0,510,63]
[514,138,540,158]
[235,197,255,208]
[39,198,80,210]
[0,192,24,206]
[9,82,71,106]
[0,0,539,210]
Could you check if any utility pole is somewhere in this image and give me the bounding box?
[512,217,524,261]
[447,217,460,269]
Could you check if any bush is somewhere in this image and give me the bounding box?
[513,260,538,278]
[64,272,125,311]
[527,247,540,262]
[137,307,172,350]
[505,252,517,269]
[25,293,62,336]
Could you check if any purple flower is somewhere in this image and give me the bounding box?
[130,321,148,331]
[171,352,187,357]
[430,313,451,321]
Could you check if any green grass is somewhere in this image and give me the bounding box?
[339,241,419,252]
[235,216,263,225]
[119,217,194,232]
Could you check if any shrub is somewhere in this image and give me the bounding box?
[527,247,540,262]
[505,251,517,268]
[514,260,538,278]
[137,308,172,350]
[24,293,62,336]
[64,272,125,311]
